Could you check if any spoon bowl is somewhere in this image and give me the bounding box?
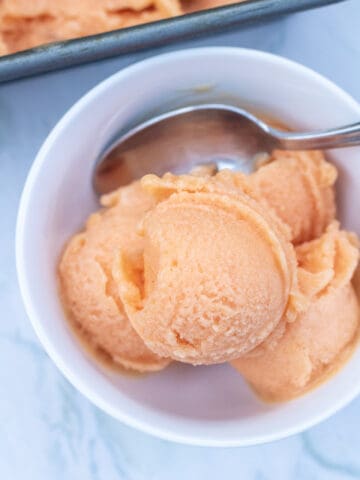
[94,103,360,195]
[94,105,272,194]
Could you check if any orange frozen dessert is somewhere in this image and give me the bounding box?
[0,0,244,55]
[231,224,360,401]
[59,146,359,399]
[141,149,337,245]
[249,150,337,244]
[59,181,170,372]
[116,186,299,364]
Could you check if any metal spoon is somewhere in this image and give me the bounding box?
[93,103,360,195]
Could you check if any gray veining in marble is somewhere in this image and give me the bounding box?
[1,1,360,478]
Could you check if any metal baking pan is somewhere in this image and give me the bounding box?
[0,0,344,83]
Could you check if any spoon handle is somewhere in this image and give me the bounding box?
[273,122,360,150]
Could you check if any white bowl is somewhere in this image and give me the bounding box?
[16,47,360,447]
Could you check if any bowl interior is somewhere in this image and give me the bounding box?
[17,48,360,446]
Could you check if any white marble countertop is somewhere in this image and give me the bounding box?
[1,1,360,478]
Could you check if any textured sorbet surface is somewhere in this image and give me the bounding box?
[59,182,170,372]
[59,148,359,400]
[231,224,360,401]
[116,189,297,364]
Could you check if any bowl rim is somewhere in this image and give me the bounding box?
[16,46,360,447]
